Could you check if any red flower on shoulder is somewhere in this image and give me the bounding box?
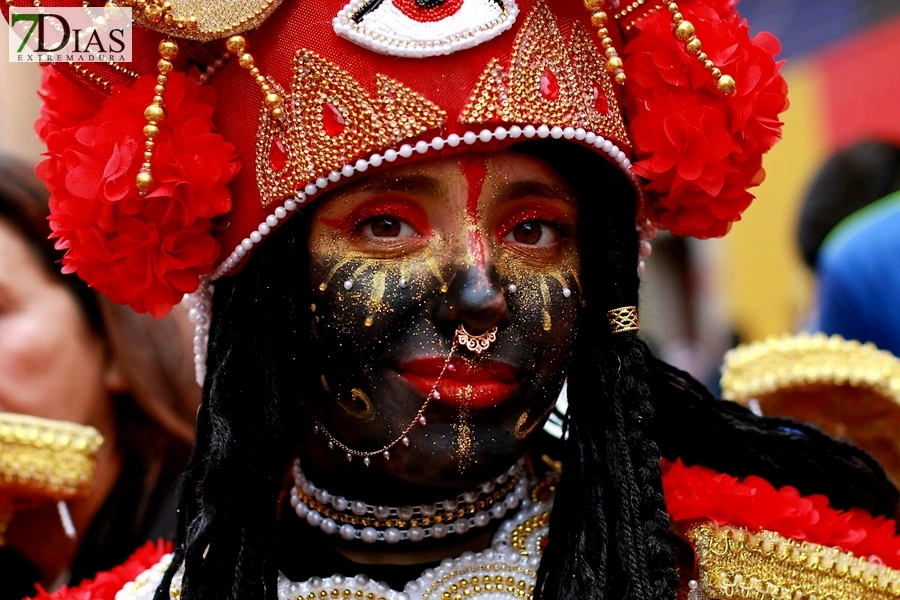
[31,540,172,600]
[36,71,239,316]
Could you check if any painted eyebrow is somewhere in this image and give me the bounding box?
[336,173,449,199]
[496,180,578,208]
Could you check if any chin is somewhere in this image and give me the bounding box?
[371,422,529,490]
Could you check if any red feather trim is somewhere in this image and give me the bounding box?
[663,459,900,567]
[29,540,172,600]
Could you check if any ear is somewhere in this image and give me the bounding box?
[103,352,129,395]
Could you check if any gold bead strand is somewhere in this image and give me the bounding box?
[136,38,178,194]
[225,36,284,120]
[667,2,735,94]
[584,0,626,85]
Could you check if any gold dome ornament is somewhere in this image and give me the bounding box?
[114,0,286,42]
[721,333,900,483]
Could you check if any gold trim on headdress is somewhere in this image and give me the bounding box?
[607,306,639,334]
[118,0,285,42]
[721,333,900,406]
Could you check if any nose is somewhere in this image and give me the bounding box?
[436,264,509,337]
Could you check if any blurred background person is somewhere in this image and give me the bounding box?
[797,141,900,354]
[0,153,201,598]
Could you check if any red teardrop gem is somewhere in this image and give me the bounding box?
[322,102,346,136]
[269,136,287,172]
[540,536,550,551]
[593,83,609,114]
[540,69,559,101]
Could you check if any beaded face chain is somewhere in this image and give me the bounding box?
[289,458,531,544]
[311,324,497,465]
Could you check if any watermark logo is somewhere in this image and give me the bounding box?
[8,6,132,63]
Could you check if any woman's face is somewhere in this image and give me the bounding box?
[0,218,116,434]
[306,152,581,487]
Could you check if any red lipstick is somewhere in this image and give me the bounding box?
[395,357,519,409]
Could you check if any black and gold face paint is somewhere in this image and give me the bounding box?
[303,152,580,489]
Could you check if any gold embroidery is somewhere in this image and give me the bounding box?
[689,522,900,600]
[459,3,629,146]
[121,0,284,42]
[510,512,550,556]
[255,51,447,207]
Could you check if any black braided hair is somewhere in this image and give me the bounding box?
[156,140,899,600]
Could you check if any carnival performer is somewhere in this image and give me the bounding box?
[8,0,900,599]
[0,153,199,598]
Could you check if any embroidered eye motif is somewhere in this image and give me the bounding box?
[333,0,519,58]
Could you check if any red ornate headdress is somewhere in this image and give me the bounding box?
[4,0,787,357]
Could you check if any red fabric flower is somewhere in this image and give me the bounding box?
[663,460,900,567]
[35,67,105,142]
[30,540,172,600]
[623,0,789,238]
[36,70,239,316]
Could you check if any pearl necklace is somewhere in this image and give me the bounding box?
[289,459,531,544]
[119,488,555,600]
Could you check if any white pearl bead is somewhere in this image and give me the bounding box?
[328,171,342,182]
[463,131,477,145]
[384,528,402,544]
[355,159,369,172]
[258,223,271,236]
[574,128,586,140]
[550,126,563,139]
[360,527,378,544]
[602,140,614,152]
[585,132,597,144]
[284,199,297,211]
[306,511,322,527]
[508,284,517,293]
[563,288,572,298]
[398,506,414,519]
[332,496,348,511]
[274,207,287,219]
[415,140,429,154]
[421,504,436,516]
[454,518,470,534]
[473,511,490,527]
[250,231,262,243]
[463,490,479,503]
[305,184,318,196]
[431,136,445,151]
[316,177,328,188]
[369,154,383,167]
[351,501,368,516]
[505,494,520,509]
[432,523,448,539]
[446,134,461,147]
[240,238,253,251]
[444,498,458,511]
[266,215,278,227]
[339,524,356,541]
[384,149,398,162]
[399,144,413,158]
[408,526,425,542]
[523,125,536,138]
[320,518,337,535]
[494,127,508,140]
[491,503,507,519]
[341,164,354,177]
[509,125,522,138]
[374,505,391,519]
[478,129,493,143]
[343,280,353,290]
[440,558,455,571]
[537,125,551,138]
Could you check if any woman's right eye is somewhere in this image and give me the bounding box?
[361,216,418,239]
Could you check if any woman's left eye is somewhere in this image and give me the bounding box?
[361,216,418,239]
[502,221,561,247]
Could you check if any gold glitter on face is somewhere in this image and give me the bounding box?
[303,151,582,486]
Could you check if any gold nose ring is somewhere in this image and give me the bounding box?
[455,325,499,355]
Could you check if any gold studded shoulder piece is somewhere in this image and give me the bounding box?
[720,332,900,482]
[689,521,900,600]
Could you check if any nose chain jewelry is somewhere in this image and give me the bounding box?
[311,324,497,465]
[289,458,531,544]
